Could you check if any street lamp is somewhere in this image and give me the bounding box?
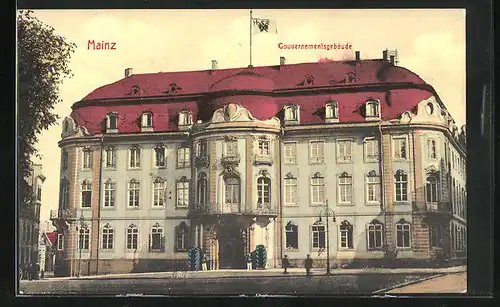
[318,200,336,276]
[76,210,87,278]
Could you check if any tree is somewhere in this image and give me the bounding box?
[17,10,76,205]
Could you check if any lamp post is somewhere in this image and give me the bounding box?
[76,210,87,278]
[318,200,336,276]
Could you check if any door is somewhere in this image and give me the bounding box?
[218,223,245,269]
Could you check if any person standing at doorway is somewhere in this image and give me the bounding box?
[201,254,208,271]
[305,254,313,277]
[282,255,290,274]
[246,253,252,270]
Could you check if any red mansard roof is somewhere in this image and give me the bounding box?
[71,60,435,134]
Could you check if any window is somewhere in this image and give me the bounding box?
[284,142,297,164]
[176,177,190,208]
[257,177,271,205]
[104,179,115,208]
[225,140,238,157]
[366,171,380,203]
[258,139,270,155]
[175,222,189,252]
[197,141,207,156]
[107,112,118,130]
[310,174,324,205]
[337,140,352,163]
[224,176,240,205]
[429,224,442,247]
[81,180,92,208]
[128,179,140,208]
[61,180,69,208]
[396,220,411,248]
[62,150,68,170]
[63,120,69,133]
[37,186,42,201]
[149,223,164,252]
[285,222,298,249]
[57,234,63,250]
[284,176,297,206]
[154,145,166,168]
[339,221,354,249]
[179,111,193,126]
[365,100,380,118]
[364,138,379,162]
[197,173,208,205]
[105,147,116,168]
[325,101,338,120]
[152,178,165,207]
[427,139,437,159]
[129,146,141,168]
[312,221,326,249]
[426,102,434,115]
[394,170,408,202]
[426,176,439,203]
[338,172,353,203]
[310,141,324,164]
[126,224,139,250]
[393,136,407,159]
[284,105,299,121]
[142,112,153,128]
[177,147,190,168]
[452,179,456,214]
[78,226,90,250]
[101,224,114,250]
[83,148,93,169]
[367,220,383,249]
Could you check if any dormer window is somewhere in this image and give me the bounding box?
[325,101,339,123]
[365,100,380,120]
[178,110,193,130]
[106,112,118,133]
[142,112,153,127]
[284,104,300,124]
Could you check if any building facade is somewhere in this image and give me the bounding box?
[51,52,466,276]
[19,164,46,269]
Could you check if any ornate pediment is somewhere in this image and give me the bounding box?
[424,165,439,175]
[211,103,257,123]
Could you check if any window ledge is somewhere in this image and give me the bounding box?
[101,207,116,210]
[175,206,189,210]
[337,202,354,206]
[284,248,299,252]
[365,202,381,206]
[336,160,353,164]
[141,127,154,132]
[127,167,141,171]
[283,204,299,207]
[325,118,339,123]
[337,248,355,251]
[284,162,297,165]
[126,206,141,210]
[80,207,92,210]
[393,158,408,162]
[100,249,115,252]
[394,202,411,205]
[310,203,326,207]
[81,168,92,171]
[364,159,379,163]
[106,129,118,134]
[150,206,165,210]
[104,167,117,171]
[309,161,325,165]
[149,250,166,253]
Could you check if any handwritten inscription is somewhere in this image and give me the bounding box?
[87,40,116,50]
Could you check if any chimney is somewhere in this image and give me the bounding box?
[280,56,286,66]
[125,68,133,78]
[382,50,388,61]
[390,55,395,65]
[211,60,218,70]
[355,51,360,62]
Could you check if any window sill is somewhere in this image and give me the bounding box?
[284,162,297,165]
[310,248,326,252]
[365,202,381,206]
[336,160,353,164]
[125,249,139,253]
[150,206,165,210]
[81,168,92,171]
[367,248,385,252]
[103,167,117,171]
[309,161,325,165]
[149,250,165,253]
[393,158,408,162]
[176,165,191,169]
[364,159,379,163]
[283,204,299,207]
[396,247,412,250]
[337,248,355,251]
[337,202,354,206]
[101,207,116,210]
[153,166,167,169]
[175,206,189,210]
[126,206,141,210]
[394,202,411,205]
[100,249,115,252]
[310,203,326,207]
[284,248,299,252]
[127,167,141,171]
[80,207,92,210]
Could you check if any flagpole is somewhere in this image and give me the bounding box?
[250,9,253,66]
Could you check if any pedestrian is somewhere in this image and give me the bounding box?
[35,263,40,280]
[28,263,33,281]
[282,255,290,274]
[305,254,313,277]
[246,253,252,270]
[201,254,208,271]
[40,269,44,279]
[19,267,23,280]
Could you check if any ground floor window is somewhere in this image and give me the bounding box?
[285,221,298,249]
[396,220,411,248]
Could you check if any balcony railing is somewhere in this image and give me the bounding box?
[50,208,78,220]
[194,153,210,168]
[221,154,241,166]
[253,154,273,166]
[189,202,277,216]
[425,202,451,213]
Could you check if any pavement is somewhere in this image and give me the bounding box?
[383,272,467,294]
[25,265,466,282]
[18,266,467,295]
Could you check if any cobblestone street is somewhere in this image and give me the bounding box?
[386,272,467,293]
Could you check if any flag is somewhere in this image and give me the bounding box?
[252,18,278,34]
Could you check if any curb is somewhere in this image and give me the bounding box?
[372,273,445,294]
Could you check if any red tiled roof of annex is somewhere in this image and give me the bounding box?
[46,231,57,246]
[71,59,435,134]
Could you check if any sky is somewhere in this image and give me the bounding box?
[26,9,466,229]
